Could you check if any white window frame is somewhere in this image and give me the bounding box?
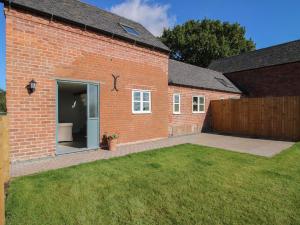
[192,95,205,113]
[173,93,181,114]
[132,90,151,114]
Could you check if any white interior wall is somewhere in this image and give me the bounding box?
[59,90,86,133]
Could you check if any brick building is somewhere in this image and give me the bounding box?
[209,40,300,97]
[168,60,241,136]
[2,0,241,162]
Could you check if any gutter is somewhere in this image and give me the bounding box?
[168,82,243,95]
[0,0,170,54]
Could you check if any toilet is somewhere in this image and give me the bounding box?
[58,123,73,142]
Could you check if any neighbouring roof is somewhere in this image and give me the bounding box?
[169,60,241,93]
[209,39,300,73]
[1,0,169,52]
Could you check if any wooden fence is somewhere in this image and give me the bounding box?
[211,96,300,141]
[0,115,10,225]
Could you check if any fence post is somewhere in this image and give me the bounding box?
[0,115,10,225]
[0,116,4,225]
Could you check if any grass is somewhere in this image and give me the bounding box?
[5,144,300,225]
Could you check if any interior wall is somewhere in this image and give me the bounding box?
[59,90,86,133]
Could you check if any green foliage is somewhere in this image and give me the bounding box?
[0,88,6,113]
[5,144,300,225]
[108,134,119,140]
[160,19,256,67]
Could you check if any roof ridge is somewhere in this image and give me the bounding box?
[77,0,159,38]
[77,0,143,27]
[211,38,300,64]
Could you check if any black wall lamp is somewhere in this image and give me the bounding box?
[26,79,37,94]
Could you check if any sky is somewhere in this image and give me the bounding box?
[1,0,300,89]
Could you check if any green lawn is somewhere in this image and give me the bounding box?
[5,144,300,225]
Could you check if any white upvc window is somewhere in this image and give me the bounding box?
[192,96,205,113]
[173,93,181,114]
[132,90,151,114]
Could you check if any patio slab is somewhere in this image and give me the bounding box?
[193,133,294,157]
[11,133,294,177]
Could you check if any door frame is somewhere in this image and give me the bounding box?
[55,79,100,154]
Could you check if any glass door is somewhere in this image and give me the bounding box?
[87,83,99,149]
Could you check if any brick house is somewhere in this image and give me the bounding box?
[209,40,300,97]
[2,0,241,162]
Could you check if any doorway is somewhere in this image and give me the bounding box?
[56,80,99,155]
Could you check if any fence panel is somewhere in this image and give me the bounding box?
[0,115,10,225]
[211,96,300,141]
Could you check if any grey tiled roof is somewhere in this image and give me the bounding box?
[169,60,241,93]
[2,0,169,52]
[209,39,300,73]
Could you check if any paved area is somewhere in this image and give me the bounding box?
[11,133,294,177]
[193,133,294,157]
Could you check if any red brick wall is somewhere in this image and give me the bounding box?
[168,85,240,136]
[225,62,300,97]
[6,8,169,161]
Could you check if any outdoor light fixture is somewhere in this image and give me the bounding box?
[27,79,37,94]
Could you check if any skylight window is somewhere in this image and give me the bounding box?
[120,24,140,36]
[215,78,234,88]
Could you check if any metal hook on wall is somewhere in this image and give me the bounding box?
[111,74,120,92]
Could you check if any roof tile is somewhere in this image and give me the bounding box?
[169,60,241,93]
[209,39,300,73]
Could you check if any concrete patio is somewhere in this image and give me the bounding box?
[11,133,294,177]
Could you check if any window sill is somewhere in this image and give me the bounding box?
[173,112,181,115]
[132,111,152,115]
[192,111,205,114]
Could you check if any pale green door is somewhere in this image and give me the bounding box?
[87,84,99,149]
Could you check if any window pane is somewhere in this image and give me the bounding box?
[143,92,150,101]
[121,24,140,36]
[134,102,141,111]
[143,102,150,111]
[193,104,198,112]
[199,104,204,112]
[193,97,198,104]
[134,92,141,101]
[174,95,180,103]
[89,84,98,118]
[174,104,180,112]
[199,97,204,104]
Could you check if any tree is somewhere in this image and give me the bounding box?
[160,19,256,67]
[0,88,6,113]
